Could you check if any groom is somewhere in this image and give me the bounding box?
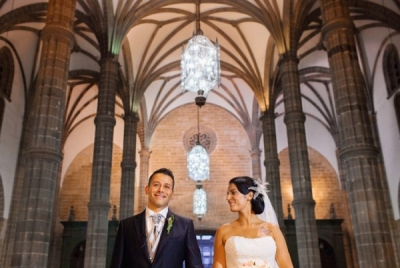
[110,168,203,268]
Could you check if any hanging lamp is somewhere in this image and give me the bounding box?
[193,181,207,220]
[187,103,209,181]
[181,0,220,104]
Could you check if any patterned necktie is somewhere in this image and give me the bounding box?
[149,214,163,261]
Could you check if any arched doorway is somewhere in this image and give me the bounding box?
[70,241,85,268]
[319,238,337,268]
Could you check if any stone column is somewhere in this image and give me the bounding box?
[119,112,139,220]
[370,113,400,267]
[260,111,284,227]
[279,55,321,267]
[1,116,30,267]
[84,58,118,268]
[250,148,262,180]
[320,0,396,266]
[10,0,76,266]
[138,148,151,211]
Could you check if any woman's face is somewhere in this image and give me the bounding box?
[226,183,249,212]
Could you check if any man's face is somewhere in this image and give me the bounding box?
[145,173,174,212]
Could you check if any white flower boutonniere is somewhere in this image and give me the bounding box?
[167,215,174,234]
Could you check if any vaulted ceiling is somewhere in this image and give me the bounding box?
[0,0,399,150]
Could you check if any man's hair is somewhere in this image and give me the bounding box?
[148,168,175,190]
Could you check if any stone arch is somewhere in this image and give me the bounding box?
[319,238,337,268]
[0,46,14,101]
[279,147,343,219]
[0,47,14,134]
[69,240,85,268]
[395,94,400,135]
[383,44,400,97]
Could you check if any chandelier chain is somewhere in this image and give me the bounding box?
[197,105,200,143]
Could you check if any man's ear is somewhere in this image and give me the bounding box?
[145,185,149,195]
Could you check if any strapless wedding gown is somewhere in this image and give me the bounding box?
[225,236,278,268]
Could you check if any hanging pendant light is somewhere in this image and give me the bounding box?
[181,0,220,103]
[193,181,207,220]
[187,104,209,181]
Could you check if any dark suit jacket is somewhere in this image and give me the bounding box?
[110,209,203,268]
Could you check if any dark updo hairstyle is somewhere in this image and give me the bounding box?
[229,176,265,214]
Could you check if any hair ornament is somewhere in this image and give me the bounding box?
[248,178,279,227]
[248,178,268,200]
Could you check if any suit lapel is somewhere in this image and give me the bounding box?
[154,210,174,258]
[134,211,150,260]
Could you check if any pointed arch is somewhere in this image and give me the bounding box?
[395,94,400,135]
[383,44,400,97]
[0,46,14,101]
[0,46,14,135]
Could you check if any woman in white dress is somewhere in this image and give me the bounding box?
[213,176,293,268]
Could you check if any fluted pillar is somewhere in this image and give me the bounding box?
[119,112,139,220]
[260,111,284,227]
[320,0,396,266]
[84,58,118,268]
[10,0,76,267]
[279,55,321,267]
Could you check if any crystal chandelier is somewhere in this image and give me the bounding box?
[193,182,207,220]
[181,0,220,104]
[187,104,209,181]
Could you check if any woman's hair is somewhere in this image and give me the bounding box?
[229,176,265,214]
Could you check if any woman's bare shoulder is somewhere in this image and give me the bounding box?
[215,222,238,243]
[216,222,233,233]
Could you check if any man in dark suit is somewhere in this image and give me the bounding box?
[110,168,203,268]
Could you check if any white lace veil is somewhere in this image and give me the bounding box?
[248,179,279,226]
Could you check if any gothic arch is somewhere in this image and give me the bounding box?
[0,46,14,101]
[0,47,14,134]
[395,94,400,135]
[279,147,343,219]
[383,44,400,97]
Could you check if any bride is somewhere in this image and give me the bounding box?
[213,176,293,268]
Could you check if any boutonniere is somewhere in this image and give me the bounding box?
[167,215,174,234]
